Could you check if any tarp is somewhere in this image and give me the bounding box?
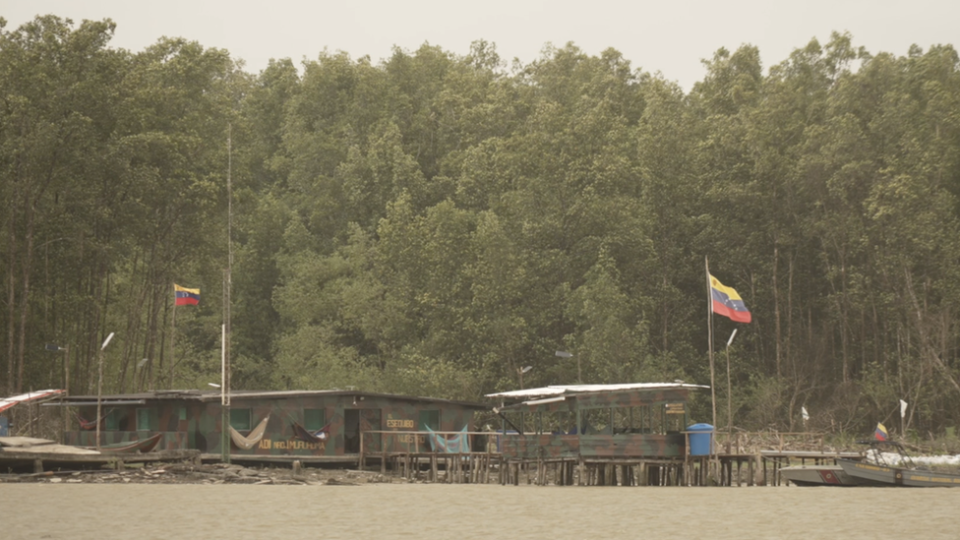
[425,425,470,453]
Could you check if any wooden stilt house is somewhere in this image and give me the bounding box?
[487,383,708,461]
[53,389,486,464]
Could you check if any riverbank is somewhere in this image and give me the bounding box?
[0,461,396,486]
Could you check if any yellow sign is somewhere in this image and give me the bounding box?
[258,439,325,451]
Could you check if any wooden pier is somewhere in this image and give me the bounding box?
[357,428,863,486]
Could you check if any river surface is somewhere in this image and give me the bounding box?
[3,483,958,540]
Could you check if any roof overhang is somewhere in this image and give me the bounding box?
[486,382,708,401]
[43,399,147,407]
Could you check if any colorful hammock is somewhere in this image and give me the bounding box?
[291,421,329,442]
[75,410,113,430]
[425,425,470,453]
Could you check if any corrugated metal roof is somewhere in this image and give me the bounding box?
[0,389,65,413]
[485,382,708,400]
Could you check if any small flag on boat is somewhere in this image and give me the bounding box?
[900,399,908,419]
[709,274,752,323]
[875,422,888,441]
[801,406,809,421]
[174,284,200,306]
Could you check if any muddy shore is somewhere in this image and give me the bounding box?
[0,461,399,486]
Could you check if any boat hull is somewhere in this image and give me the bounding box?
[838,459,960,487]
[780,465,858,486]
[89,433,163,454]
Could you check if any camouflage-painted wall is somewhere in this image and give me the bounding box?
[63,392,482,458]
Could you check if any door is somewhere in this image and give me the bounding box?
[344,408,381,454]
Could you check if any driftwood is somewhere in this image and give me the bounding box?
[0,461,395,486]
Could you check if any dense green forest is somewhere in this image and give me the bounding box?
[3,15,960,436]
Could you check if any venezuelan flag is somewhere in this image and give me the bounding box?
[174,284,200,306]
[875,422,888,441]
[709,275,752,323]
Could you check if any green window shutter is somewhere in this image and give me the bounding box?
[230,408,251,431]
[304,409,326,431]
[104,410,120,431]
[418,410,439,431]
[137,408,153,431]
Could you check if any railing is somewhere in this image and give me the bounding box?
[359,429,497,456]
[716,431,826,454]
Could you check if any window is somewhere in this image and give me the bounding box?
[419,410,439,431]
[104,410,121,431]
[136,408,156,431]
[230,408,251,431]
[304,409,326,431]
[178,407,187,421]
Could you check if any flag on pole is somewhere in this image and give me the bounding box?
[174,284,200,306]
[709,274,752,323]
[874,422,888,441]
[900,400,908,418]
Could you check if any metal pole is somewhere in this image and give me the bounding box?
[95,333,114,450]
[169,299,177,389]
[221,126,233,464]
[726,329,738,441]
[705,257,717,476]
[725,340,733,440]
[221,321,230,463]
[706,257,716,433]
[62,345,69,444]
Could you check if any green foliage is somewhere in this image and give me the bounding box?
[4,17,960,437]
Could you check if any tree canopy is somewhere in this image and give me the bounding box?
[3,16,960,436]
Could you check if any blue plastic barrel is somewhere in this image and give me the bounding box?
[686,423,714,456]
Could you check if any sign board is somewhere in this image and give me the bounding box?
[665,403,685,415]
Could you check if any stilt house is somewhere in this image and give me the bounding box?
[55,389,486,463]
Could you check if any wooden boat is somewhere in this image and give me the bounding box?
[94,433,163,454]
[837,441,960,487]
[780,465,859,486]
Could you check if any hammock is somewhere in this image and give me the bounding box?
[75,410,113,430]
[229,415,271,450]
[291,421,329,443]
[425,425,470,453]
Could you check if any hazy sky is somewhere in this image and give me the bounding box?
[4,1,959,90]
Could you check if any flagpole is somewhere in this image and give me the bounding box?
[169,288,177,389]
[705,256,717,460]
[221,124,233,465]
[725,328,737,441]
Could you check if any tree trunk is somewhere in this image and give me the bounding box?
[16,185,36,393]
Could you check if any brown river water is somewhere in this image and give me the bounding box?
[2,484,958,540]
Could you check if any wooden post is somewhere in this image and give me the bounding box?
[169,300,177,388]
[359,432,365,471]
